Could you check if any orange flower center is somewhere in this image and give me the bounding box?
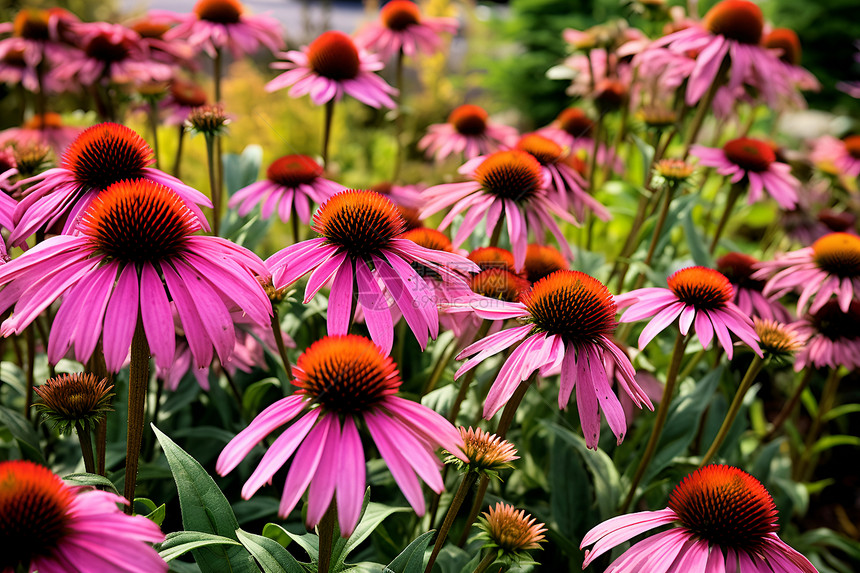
[843,135,860,160]
[80,179,198,263]
[669,465,778,552]
[313,190,405,258]
[468,247,516,273]
[523,244,567,283]
[84,32,131,63]
[13,9,50,40]
[556,107,593,138]
[764,28,801,66]
[593,79,627,110]
[307,31,360,80]
[448,104,488,136]
[170,79,207,107]
[292,335,401,413]
[810,300,860,341]
[381,0,421,31]
[473,150,543,202]
[400,227,453,252]
[716,252,764,291]
[0,461,74,571]
[482,503,546,553]
[704,0,764,45]
[522,270,616,344]
[470,269,530,302]
[812,232,860,278]
[23,112,64,130]
[266,154,323,188]
[130,19,172,39]
[722,137,775,173]
[62,123,153,190]
[667,267,733,309]
[817,209,855,233]
[194,0,243,24]
[516,134,564,166]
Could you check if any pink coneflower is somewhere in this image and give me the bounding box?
[0,149,17,231]
[229,154,341,223]
[582,464,817,573]
[9,122,211,246]
[154,0,283,59]
[649,0,789,107]
[456,270,653,449]
[128,17,195,67]
[809,135,860,179]
[266,30,396,109]
[515,132,610,222]
[0,113,82,156]
[717,252,792,321]
[355,0,458,61]
[616,266,762,358]
[158,78,208,126]
[793,300,860,371]
[763,28,820,95]
[0,178,271,372]
[691,137,799,209]
[0,460,167,573]
[55,22,172,86]
[418,104,518,161]
[267,190,478,354]
[468,246,517,273]
[370,180,424,211]
[217,334,466,536]
[537,107,594,149]
[523,243,568,283]
[421,150,576,271]
[0,9,79,92]
[755,232,860,314]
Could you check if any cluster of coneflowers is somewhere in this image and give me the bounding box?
[0,0,857,571]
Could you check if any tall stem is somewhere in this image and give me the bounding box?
[699,355,765,466]
[173,125,185,178]
[322,100,335,169]
[96,416,107,476]
[271,306,293,378]
[424,472,478,573]
[709,183,743,255]
[797,368,841,481]
[621,331,687,511]
[457,476,488,547]
[204,135,220,236]
[75,422,96,474]
[423,338,458,395]
[680,60,727,159]
[630,184,678,292]
[124,318,150,514]
[763,369,814,442]
[473,552,496,573]
[24,327,35,420]
[147,101,161,170]
[317,504,336,573]
[393,48,405,181]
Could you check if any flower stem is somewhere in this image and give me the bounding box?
[797,368,842,481]
[96,416,107,476]
[147,102,161,170]
[393,47,405,181]
[457,476,488,547]
[322,99,335,169]
[473,551,497,573]
[495,374,535,439]
[291,205,301,244]
[621,331,687,511]
[173,125,185,179]
[24,327,35,420]
[680,60,728,159]
[124,318,150,514]
[763,369,814,442]
[699,355,765,466]
[425,472,478,573]
[317,503,336,573]
[204,134,220,237]
[423,337,458,396]
[75,422,96,474]
[448,320,492,423]
[271,306,293,378]
[709,182,743,255]
[630,184,679,292]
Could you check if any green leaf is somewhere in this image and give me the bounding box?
[342,500,410,557]
[242,378,280,417]
[823,403,860,421]
[236,528,305,573]
[681,200,712,267]
[62,472,120,494]
[385,531,434,573]
[811,434,860,454]
[157,531,242,563]
[630,133,655,183]
[550,432,590,537]
[152,424,257,573]
[137,498,167,527]
[223,145,263,196]
[0,405,46,464]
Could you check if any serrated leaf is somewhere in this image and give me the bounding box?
[157,531,242,563]
[152,425,257,573]
[385,530,434,573]
[62,472,120,494]
[0,405,46,464]
[236,528,305,573]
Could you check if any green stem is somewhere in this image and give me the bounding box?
[75,422,96,475]
[423,337,457,395]
[457,475,488,547]
[271,306,293,379]
[393,47,405,181]
[317,504,336,573]
[173,125,185,178]
[322,99,335,169]
[709,183,743,255]
[24,327,35,420]
[473,551,497,573]
[680,61,727,159]
[291,205,301,244]
[798,368,842,480]
[124,318,150,514]
[213,48,222,103]
[147,102,161,170]
[425,472,479,573]
[96,416,107,476]
[699,355,765,466]
[204,135,220,236]
[495,374,534,439]
[621,331,687,511]
[763,369,814,442]
[630,184,679,292]
[448,320,492,423]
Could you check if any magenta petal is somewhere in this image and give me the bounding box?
[355,258,394,355]
[162,263,212,368]
[327,260,355,335]
[336,416,365,536]
[576,346,601,449]
[139,263,176,370]
[173,259,236,364]
[278,414,334,518]
[306,416,341,528]
[558,343,578,408]
[365,412,425,514]
[101,265,140,372]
